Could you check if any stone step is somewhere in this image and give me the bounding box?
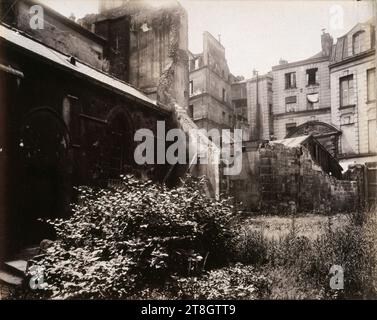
[15,246,40,261]
[3,260,27,277]
[0,270,23,287]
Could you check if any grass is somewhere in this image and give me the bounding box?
[230,209,377,299]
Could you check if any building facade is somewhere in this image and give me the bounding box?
[271,31,340,156]
[230,79,250,139]
[188,32,234,136]
[329,19,376,169]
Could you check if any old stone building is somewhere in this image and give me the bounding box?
[271,31,339,156]
[0,0,221,261]
[329,19,376,169]
[188,32,234,136]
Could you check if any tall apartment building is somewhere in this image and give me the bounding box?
[188,32,234,135]
[329,19,376,169]
[271,31,339,156]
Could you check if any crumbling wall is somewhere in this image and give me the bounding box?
[227,142,359,213]
[171,103,220,197]
[128,2,189,110]
[258,143,358,213]
[260,144,358,213]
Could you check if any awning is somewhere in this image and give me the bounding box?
[307,93,319,103]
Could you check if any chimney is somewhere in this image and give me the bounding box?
[279,58,288,65]
[321,29,333,56]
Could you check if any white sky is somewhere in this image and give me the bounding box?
[39,0,376,78]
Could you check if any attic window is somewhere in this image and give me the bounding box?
[352,30,365,55]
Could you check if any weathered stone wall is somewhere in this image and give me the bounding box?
[225,142,359,213]
[3,0,109,71]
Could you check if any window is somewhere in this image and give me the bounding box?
[222,88,226,101]
[285,96,297,112]
[367,68,376,102]
[286,123,297,136]
[352,31,365,55]
[189,80,193,95]
[194,59,200,70]
[285,72,296,89]
[340,75,354,107]
[307,93,319,110]
[306,68,318,86]
[222,111,226,122]
[188,104,193,118]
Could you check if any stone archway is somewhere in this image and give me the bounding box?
[285,121,341,157]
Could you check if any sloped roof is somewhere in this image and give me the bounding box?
[269,135,311,148]
[0,24,169,112]
[330,19,376,65]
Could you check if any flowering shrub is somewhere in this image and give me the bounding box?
[23,175,234,299]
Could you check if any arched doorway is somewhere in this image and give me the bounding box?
[16,108,70,246]
[285,121,341,157]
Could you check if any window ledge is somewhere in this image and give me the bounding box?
[339,104,356,110]
[306,83,319,87]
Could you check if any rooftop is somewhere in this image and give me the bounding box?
[0,23,170,113]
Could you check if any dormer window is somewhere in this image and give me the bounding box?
[352,30,365,55]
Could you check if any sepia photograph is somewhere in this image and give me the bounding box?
[0,0,376,307]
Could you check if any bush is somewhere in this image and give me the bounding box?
[171,263,271,300]
[22,175,234,299]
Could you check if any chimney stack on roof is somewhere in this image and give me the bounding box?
[321,29,333,56]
